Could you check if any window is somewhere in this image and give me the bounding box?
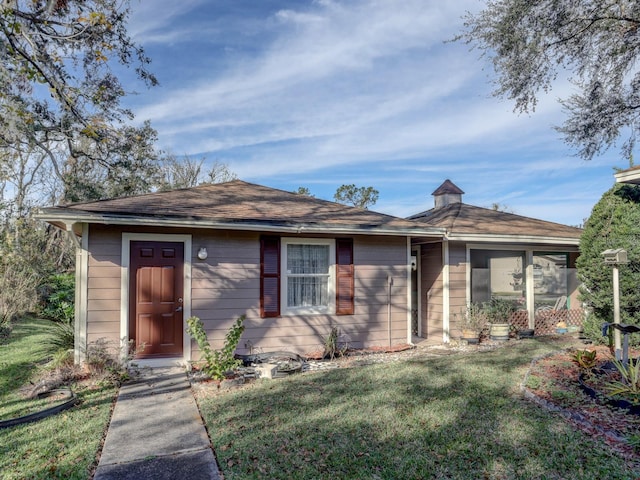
[283,239,335,314]
[260,236,354,317]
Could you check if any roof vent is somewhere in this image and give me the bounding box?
[432,179,464,209]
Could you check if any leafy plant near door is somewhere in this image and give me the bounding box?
[187,315,245,380]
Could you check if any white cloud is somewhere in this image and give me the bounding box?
[122,0,621,226]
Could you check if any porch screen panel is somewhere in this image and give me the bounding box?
[532,253,569,309]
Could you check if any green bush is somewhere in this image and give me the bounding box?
[187,315,245,380]
[39,272,75,323]
[577,183,640,345]
[39,320,75,358]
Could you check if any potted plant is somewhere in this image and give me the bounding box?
[458,303,489,344]
[487,298,516,341]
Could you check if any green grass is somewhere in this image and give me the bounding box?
[0,317,117,480]
[198,339,640,479]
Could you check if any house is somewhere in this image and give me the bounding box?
[408,180,583,340]
[36,180,444,364]
[36,179,583,365]
[614,165,640,184]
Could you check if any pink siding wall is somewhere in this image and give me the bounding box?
[420,243,443,340]
[86,226,122,348]
[448,242,468,338]
[194,233,409,357]
[84,226,410,359]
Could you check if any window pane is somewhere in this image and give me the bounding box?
[287,244,329,274]
[288,276,329,307]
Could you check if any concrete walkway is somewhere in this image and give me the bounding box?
[93,367,222,480]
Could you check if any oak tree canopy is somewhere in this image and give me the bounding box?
[458,0,640,161]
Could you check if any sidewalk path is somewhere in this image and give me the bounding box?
[93,367,222,480]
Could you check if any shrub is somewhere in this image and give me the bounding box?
[39,321,75,358]
[84,337,142,385]
[0,251,40,324]
[323,326,349,359]
[186,315,245,380]
[571,349,598,370]
[577,184,640,345]
[39,272,75,323]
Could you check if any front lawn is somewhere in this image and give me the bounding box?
[197,339,640,479]
[0,317,117,480]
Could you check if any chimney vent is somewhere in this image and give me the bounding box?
[432,180,464,209]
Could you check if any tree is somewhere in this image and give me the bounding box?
[576,183,640,344]
[293,187,314,197]
[0,0,158,181]
[156,154,237,191]
[490,202,514,213]
[0,1,159,326]
[204,160,237,185]
[334,184,379,209]
[60,120,160,202]
[458,1,640,161]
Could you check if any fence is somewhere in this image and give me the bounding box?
[508,309,586,336]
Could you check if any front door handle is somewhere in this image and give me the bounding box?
[176,306,183,312]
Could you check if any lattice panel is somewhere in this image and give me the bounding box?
[532,309,585,336]
[503,309,586,336]
[509,310,529,331]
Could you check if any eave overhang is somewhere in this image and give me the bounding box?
[615,168,640,185]
[444,232,580,247]
[34,208,447,239]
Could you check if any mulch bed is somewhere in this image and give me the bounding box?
[304,343,415,360]
[523,344,640,460]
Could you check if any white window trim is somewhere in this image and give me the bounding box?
[280,238,336,316]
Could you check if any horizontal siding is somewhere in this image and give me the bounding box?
[421,243,443,340]
[88,276,120,289]
[193,234,410,357]
[83,226,411,359]
[449,242,468,337]
[85,225,122,348]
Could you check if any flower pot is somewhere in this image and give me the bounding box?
[461,328,480,344]
[489,323,510,341]
[518,328,535,339]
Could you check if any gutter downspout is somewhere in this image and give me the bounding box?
[387,275,393,348]
[442,237,450,343]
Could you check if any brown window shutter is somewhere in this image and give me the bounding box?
[260,236,280,318]
[336,238,354,315]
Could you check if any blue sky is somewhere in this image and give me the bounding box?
[121,0,623,226]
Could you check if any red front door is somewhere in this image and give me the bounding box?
[130,241,184,358]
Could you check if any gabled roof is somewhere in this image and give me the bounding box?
[37,180,445,237]
[408,202,582,245]
[432,179,464,196]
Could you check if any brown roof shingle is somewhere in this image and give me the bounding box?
[42,180,437,234]
[408,203,582,240]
